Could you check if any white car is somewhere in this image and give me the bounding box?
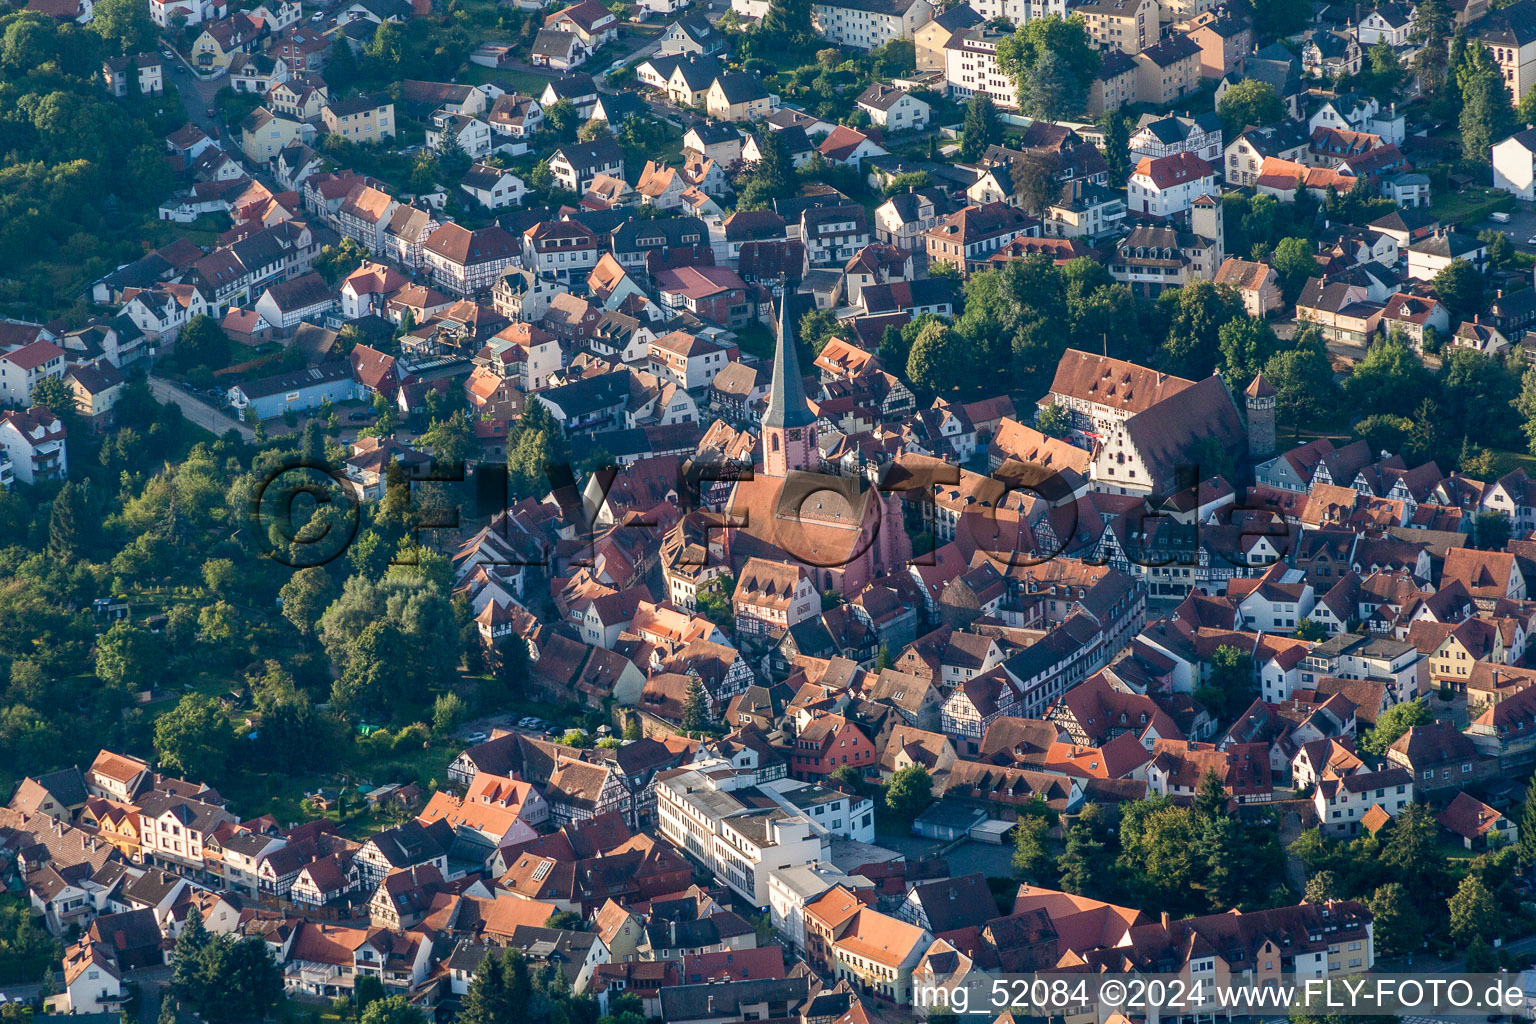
[1527,235,1536,246]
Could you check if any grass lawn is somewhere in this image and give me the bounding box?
[652,120,687,167]
[736,321,774,358]
[1489,448,1536,477]
[1429,186,1515,224]
[458,64,553,94]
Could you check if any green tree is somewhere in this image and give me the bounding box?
[1465,934,1498,971]
[1009,149,1058,215]
[681,675,709,731]
[761,0,811,40]
[1021,49,1078,120]
[433,692,468,736]
[882,170,932,195]
[358,997,426,1024]
[1217,79,1284,135]
[799,308,842,355]
[1263,332,1337,430]
[176,314,231,371]
[1355,412,1414,456]
[91,0,155,55]
[906,318,959,395]
[886,764,934,817]
[326,37,358,91]
[1057,807,1113,897]
[746,126,797,204]
[95,622,164,690]
[1345,335,1434,418]
[315,237,368,284]
[1365,883,1419,957]
[32,374,76,418]
[831,764,864,793]
[1381,802,1446,894]
[280,566,336,638]
[170,907,211,999]
[544,98,579,141]
[1447,873,1497,944]
[1158,281,1246,378]
[1011,813,1054,881]
[1518,773,1536,866]
[47,480,89,562]
[0,898,60,987]
[154,694,235,781]
[1196,645,1253,719]
[1303,870,1337,903]
[696,575,734,629]
[461,949,532,1024]
[1118,798,1201,914]
[420,409,475,465]
[1294,618,1327,642]
[1035,402,1071,438]
[577,117,610,143]
[1479,228,1517,271]
[994,15,1099,120]
[1359,699,1432,756]
[960,94,1000,161]
[1472,510,1512,550]
[1270,236,1318,305]
[1366,40,1404,97]
[1217,315,1280,383]
[1097,111,1131,181]
[1457,44,1515,161]
[365,19,406,72]
[1432,258,1485,324]
[489,632,529,709]
[409,151,441,195]
[196,936,283,1024]
[1192,768,1229,822]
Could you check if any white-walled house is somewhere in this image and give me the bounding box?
[855,84,931,129]
[811,0,932,49]
[1127,151,1217,219]
[459,163,526,209]
[1493,128,1536,201]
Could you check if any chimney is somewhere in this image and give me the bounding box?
[1161,911,1170,929]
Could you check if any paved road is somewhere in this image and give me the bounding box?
[163,43,224,138]
[148,375,256,441]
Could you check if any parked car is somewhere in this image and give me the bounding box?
[348,411,372,421]
[464,731,488,744]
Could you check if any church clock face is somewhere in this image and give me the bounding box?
[788,428,801,441]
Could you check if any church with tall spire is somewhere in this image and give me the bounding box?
[720,295,913,597]
[761,294,817,479]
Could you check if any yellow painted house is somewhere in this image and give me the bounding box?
[80,797,142,861]
[191,11,262,71]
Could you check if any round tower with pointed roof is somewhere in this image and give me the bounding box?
[1244,371,1277,460]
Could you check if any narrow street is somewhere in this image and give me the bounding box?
[148,375,257,440]
[163,43,224,138]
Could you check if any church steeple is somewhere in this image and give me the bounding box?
[762,292,816,477]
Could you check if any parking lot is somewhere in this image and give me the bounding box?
[1473,201,1536,251]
